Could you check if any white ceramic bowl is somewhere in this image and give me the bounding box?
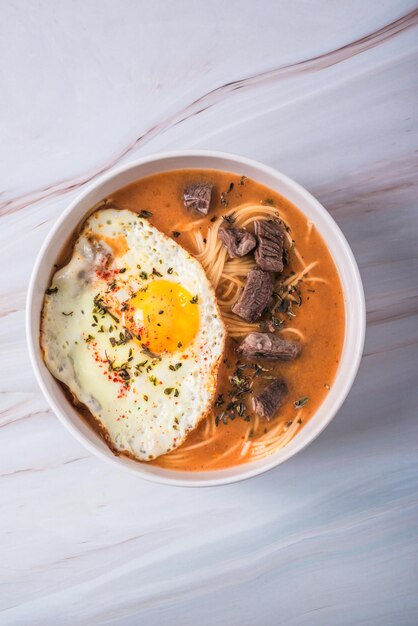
[26,151,365,487]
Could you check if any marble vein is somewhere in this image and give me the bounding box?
[0,7,416,218]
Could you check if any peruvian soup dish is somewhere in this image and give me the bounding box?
[41,170,344,470]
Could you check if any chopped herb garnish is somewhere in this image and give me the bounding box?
[62,311,73,316]
[222,213,235,224]
[139,271,148,280]
[236,402,245,417]
[278,299,290,314]
[164,387,174,395]
[215,394,225,407]
[167,267,174,274]
[220,193,228,207]
[253,363,265,377]
[229,367,252,397]
[231,374,246,387]
[141,344,159,358]
[139,210,153,218]
[169,363,182,371]
[119,267,126,273]
[263,198,275,205]
[152,267,162,277]
[118,369,130,382]
[143,394,149,401]
[113,330,132,346]
[190,295,198,304]
[93,295,119,322]
[294,396,309,409]
[177,341,183,349]
[85,335,95,343]
[149,376,158,386]
[272,317,283,329]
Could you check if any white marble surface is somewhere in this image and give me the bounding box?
[1,2,418,624]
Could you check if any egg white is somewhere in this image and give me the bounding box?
[41,208,226,461]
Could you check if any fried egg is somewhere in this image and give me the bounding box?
[41,208,226,460]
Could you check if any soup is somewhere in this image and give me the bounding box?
[41,169,345,470]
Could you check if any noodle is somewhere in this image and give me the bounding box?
[205,440,245,467]
[282,261,318,288]
[306,220,314,241]
[249,418,303,461]
[303,276,328,284]
[280,327,305,341]
[161,200,324,470]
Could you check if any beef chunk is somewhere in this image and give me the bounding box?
[254,219,285,272]
[184,183,213,215]
[253,378,288,421]
[232,268,273,322]
[237,332,301,360]
[218,226,256,258]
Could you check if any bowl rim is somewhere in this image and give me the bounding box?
[26,149,366,487]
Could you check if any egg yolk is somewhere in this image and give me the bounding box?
[125,280,199,354]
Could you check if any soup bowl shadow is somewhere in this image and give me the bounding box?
[26,150,365,487]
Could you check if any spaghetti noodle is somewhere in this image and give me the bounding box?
[157,200,326,469]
